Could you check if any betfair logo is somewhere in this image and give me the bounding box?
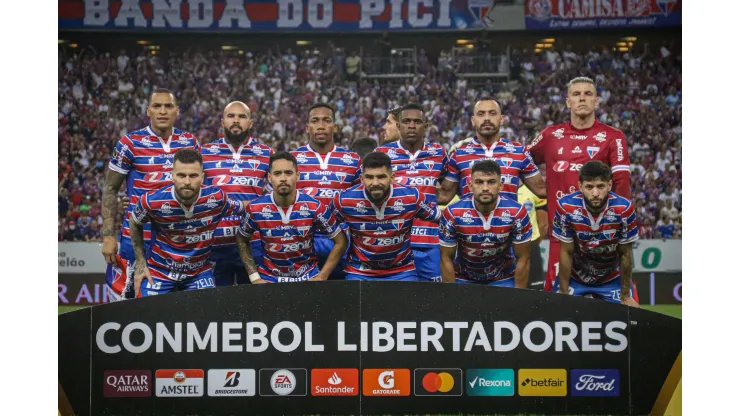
[518,369,567,397]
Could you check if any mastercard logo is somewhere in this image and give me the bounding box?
[422,372,455,393]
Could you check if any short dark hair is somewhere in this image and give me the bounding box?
[579,160,612,182]
[308,103,335,119]
[174,149,202,166]
[269,151,298,171]
[362,152,392,172]
[387,106,402,121]
[471,159,501,177]
[352,138,378,159]
[149,88,177,105]
[472,96,500,113]
[400,103,425,120]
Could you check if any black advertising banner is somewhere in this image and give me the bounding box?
[58,282,681,416]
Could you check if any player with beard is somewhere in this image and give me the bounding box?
[201,101,273,286]
[129,149,244,296]
[381,106,402,144]
[552,161,639,306]
[440,160,532,287]
[438,97,546,206]
[527,77,634,295]
[235,152,347,283]
[376,103,448,282]
[291,103,361,279]
[101,88,200,300]
[332,152,441,281]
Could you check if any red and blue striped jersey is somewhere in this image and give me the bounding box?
[130,185,243,281]
[238,192,341,282]
[291,144,362,208]
[552,191,638,285]
[108,126,200,244]
[332,183,441,278]
[446,137,539,201]
[376,141,448,248]
[202,137,273,248]
[439,195,532,282]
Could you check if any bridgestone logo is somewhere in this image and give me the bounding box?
[372,389,400,395]
[315,386,355,394]
[214,389,250,395]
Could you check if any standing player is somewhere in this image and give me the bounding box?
[129,149,244,296]
[552,161,639,306]
[235,152,348,283]
[376,103,448,282]
[381,106,402,144]
[440,160,532,287]
[438,97,546,205]
[527,77,633,294]
[101,88,200,300]
[202,101,273,286]
[333,152,441,281]
[518,183,548,289]
[291,103,361,278]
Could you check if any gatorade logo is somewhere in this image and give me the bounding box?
[362,369,410,397]
[414,369,462,396]
[518,369,567,396]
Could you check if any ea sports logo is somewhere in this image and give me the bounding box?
[553,161,569,172]
[270,369,296,396]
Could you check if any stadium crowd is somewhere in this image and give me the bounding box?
[58,42,681,242]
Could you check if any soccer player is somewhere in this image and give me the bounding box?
[518,183,548,289]
[291,103,361,279]
[438,97,546,205]
[101,88,200,300]
[201,101,273,286]
[376,103,448,282]
[381,106,402,144]
[552,161,639,307]
[527,77,633,294]
[129,149,244,297]
[352,137,379,160]
[333,152,441,281]
[440,160,532,287]
[235,152,347,283]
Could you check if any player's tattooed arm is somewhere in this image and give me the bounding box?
[522,173,547,199]
[236,233,266,284]
[101,168,127,264]
[618,243,639,307]
[437,179,457,206]
[129,220,153,296]
[558,241,575,294]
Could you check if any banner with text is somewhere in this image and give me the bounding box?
[525,0,681,30]
[58,0,518,31]
[539,239,681,273]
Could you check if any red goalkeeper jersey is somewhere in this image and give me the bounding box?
[526,121,631,229]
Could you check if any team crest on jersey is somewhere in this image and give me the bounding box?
[205,196,219,208]
[355,201,369,214]
[336,172,347,183]
[587,146,600,158]
[200,218,212,226]
[247,159,260,170]
[230,164,242,173]
[297,226,312,237]
[387,149,399,159]
[141,137,152,147]
[342,153,355,165]
[552,128,565,139]
[461,211,475,224]
[392,219,405,230]
[391,199,405,212]
[498,157,513,168]
[593,131,607,142]
[161,203,173,215]
[261,206,274,218]
[602,229,617,240]
[423,160,435,171]
[296,153,308,163]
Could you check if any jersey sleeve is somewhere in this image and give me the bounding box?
[551,201,574,243]
[439,207,457,248]
[619,202,639,244]
[608,134,632,199]
[439,150,451,179]
[526,129,548,165]
[520,151,540,179]
[314,202,342,239]
[331,192,346,223]
[130,193,152,225]
[108,136,135,175]
[416,191,441,222]
[224,196,244,216]
[444,150,460,183]
[237,204,258,237]
[512,205,533,244]
[192,136,202,152]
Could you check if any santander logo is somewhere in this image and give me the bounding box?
[328,373,342,386]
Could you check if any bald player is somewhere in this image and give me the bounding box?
[201,101,273,286]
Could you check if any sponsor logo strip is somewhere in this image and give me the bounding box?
[362,369,411,397]
[311,368,359,396]
[571,369,620,397]
[465,369,515,396]
[103,370,151,397]
[155,369,204,397]
[207,369,256,397]
[414,369,462,396]
[518,369,567,397]
[259,368,307,397]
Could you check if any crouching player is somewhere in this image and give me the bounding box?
[129,149,244,296]
[439,160,532,287]
[553,160,640,307]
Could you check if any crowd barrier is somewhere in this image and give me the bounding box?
[58,282,682,415]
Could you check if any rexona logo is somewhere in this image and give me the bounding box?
[414,369,462,396]
[103,370,151,397]
[311,369,359,396]
[155,369,204,397]
[362,369,411,396]
[518,369,567,397]
[570,369,620,397]
[207,369,256,397]
[259,368,307,397]
[465,369,514,396]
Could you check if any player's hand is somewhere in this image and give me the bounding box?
[252,278,269,284]
[621,296,640,308]
[133,263,154,297]
[309,272,329,282]
[101,236,118,265]
[558,288,571,295]
[120,196,130,212]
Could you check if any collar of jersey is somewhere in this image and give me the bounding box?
[471,194,500,231]
[146,125,176,153]
[270,190,300,224]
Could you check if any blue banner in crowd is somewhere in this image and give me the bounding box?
[524,0,681,29]
[58,0,503,31]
